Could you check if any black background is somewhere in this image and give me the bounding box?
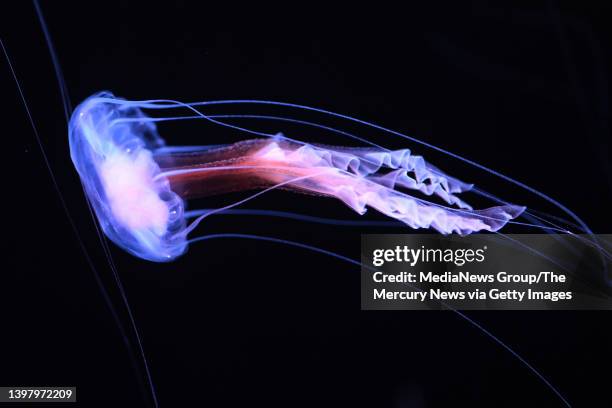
[2,1,611,407]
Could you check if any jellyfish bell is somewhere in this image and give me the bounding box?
[69,92,187,261]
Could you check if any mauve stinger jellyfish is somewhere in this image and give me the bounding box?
[69,92,525,262]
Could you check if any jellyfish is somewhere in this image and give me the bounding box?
[69,92,526,262]
[18,1,601,404]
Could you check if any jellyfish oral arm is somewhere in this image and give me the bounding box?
[153,137,524,235]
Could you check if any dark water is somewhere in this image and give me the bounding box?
[3,1,611,406]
